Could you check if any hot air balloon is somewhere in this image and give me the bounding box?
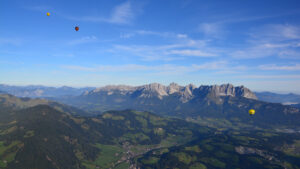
[248,109,255,115]
[46,12,50,16]
[75,26,79,31]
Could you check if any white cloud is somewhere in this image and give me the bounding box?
[262,43,291,48]
[198,23,222,38]
[278,50,300,59]
[109,1,133,24]
[119,30,171,39]
[237,74,300,79]
[68,36,98,45]
[56,1,136,24]
[259,64,300,71]
[120,33,135,39]
[63,64,149,72]
[135,30,169,36]
[119,30,189,40]
[193,61,246,72]
[276,24,300,39]
[230,46,275,59]
[177,34,188,38]
[191,61,227,70]
[168,49,217,57]
[230,24,300,59]
[250,24,300,41]
[62,64,182,72]
[113,39,215,61]
[196,13,290,38]
[231,44,300,59]
[111,34,214,61]
[112,45,184,61]
[61,61,240,74]
[195,11,300,40]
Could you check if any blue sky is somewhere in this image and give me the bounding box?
[1,0,300,93]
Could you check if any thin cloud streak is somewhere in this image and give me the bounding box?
[259,64,300,71]
[61,1,135,24]
[278,50,300,59]
[61,61,245,75]
[67,36,98,45]
[236,74,300,79]
[113,44,216,61]
[168,49,217,57]
[250,24,300,41]
[25,1,135,24]
[197,12,300,38]
[113,35,217,61]
[231,24,300,59]
[198,23,224,38]
[120,30,189,39]
[110,1,133,24]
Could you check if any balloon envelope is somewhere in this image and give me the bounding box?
[75,26,79,31]
[47,12,50,16]
[248,109,255,115]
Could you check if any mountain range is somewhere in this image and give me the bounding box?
[0,84,94,98]
[2,83,300,105]
[52,83,300,128]
[1,83,300,128]
[56,83,257,110]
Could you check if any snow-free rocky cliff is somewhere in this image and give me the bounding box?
[85,83,257,103]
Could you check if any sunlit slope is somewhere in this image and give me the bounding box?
[137,130,300,169]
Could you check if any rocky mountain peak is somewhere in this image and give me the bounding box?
[235,85,257,100]
[179,84,197,103]
[141,83,166,91]
[138,83,168,98]
[167,83,181,94]
[186,84,197,89]
[198,83,257,100]
[94,85,135,92]
[86,83,257,100]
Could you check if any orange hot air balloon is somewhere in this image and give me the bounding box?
[75,26,79,31]
[46,12,50,16]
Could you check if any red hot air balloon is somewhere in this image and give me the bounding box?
[75,26,79,31]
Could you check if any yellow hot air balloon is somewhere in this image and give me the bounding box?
[248,109,255,115]
[46,12,50,16]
